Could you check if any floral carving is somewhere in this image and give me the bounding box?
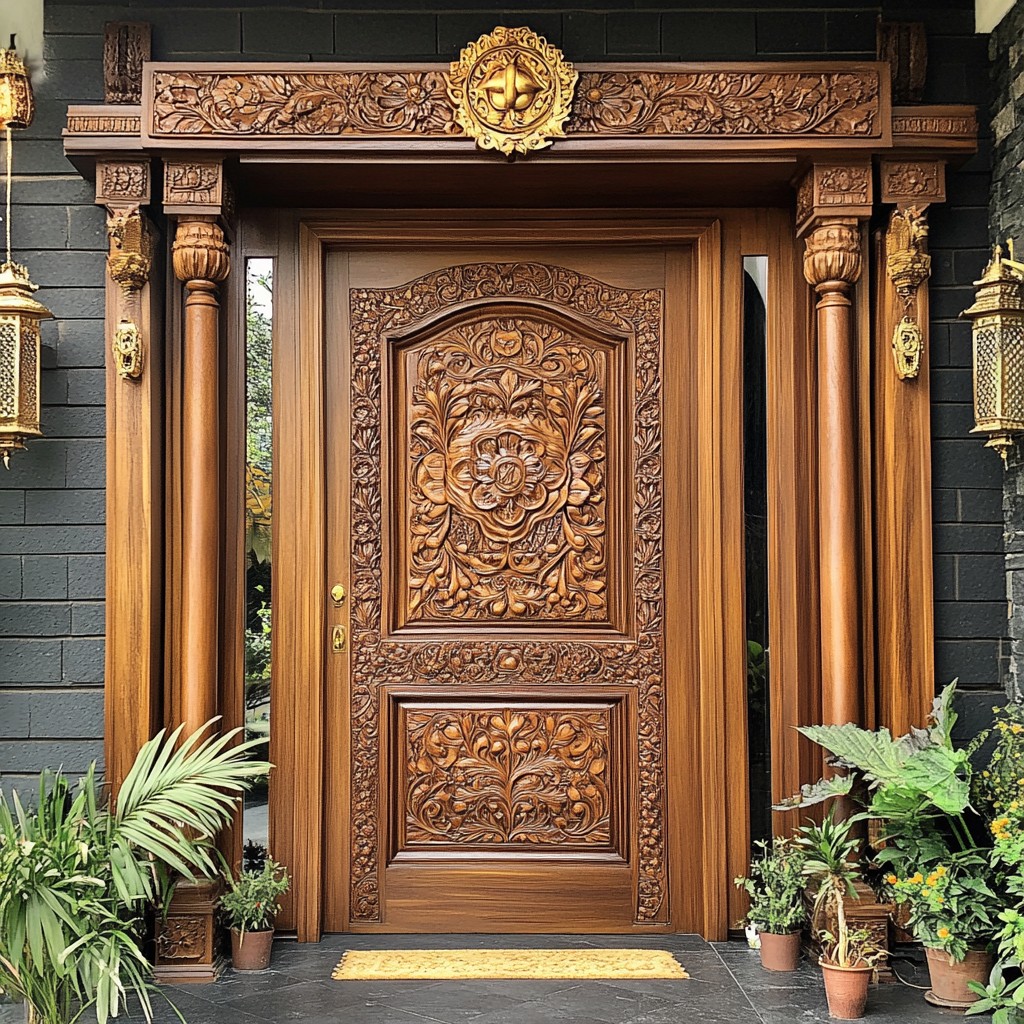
[152,71,456,136]
[149,68,880,140]
[567,70,880,137]
[881,160,944,204]
[817,166,870,204]
[155,916,205,961]
[164,161,222,206]
[349,262,666,924]
[406,316,609,621]
[404,707,612,846]
[99,161,149,201]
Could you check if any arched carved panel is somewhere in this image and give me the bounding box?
[349,262,666,924]
[392,308,625,628]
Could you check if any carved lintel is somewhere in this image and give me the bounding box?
[892,106,978,147]
[145,65,884,142]
[803,217,863,292]
[880,159,945,207]
[795,163,873,237]
[876,19,927,105]
[65,105,142,136]
[163,159,225,215]
[885,205,931,380]
[104,23,151,105]
[172,217,230,285]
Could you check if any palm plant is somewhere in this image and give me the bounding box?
[0,722,268,1024]
[797,812,865,966]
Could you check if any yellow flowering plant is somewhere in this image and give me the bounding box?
[890,856,999,962]
[974,702,1024,819]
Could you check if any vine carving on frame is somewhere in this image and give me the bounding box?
[149,68,881,139]
[349,262,666,925]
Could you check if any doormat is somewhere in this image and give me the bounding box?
[332,949,689,981]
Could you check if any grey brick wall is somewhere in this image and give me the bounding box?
[991,0,1024,699]
[0,0,1000,785]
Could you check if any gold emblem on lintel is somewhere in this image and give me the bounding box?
[448,26,578,157]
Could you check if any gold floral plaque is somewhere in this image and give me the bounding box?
[448,26,578,156]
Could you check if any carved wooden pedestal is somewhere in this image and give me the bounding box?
[154,879,224,983]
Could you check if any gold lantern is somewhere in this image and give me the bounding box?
[962,242,1024,460]
[0,42,50,468]
[0,46,35,131]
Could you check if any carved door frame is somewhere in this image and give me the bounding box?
[68,52,978,948]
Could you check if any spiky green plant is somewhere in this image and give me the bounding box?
[0,723,269,1024]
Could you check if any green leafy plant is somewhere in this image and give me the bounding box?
[734,837,807,935]
[966,964,1024,1023]
[0,723,268,1024]
[796,813,883,968]
[889,857,999,961]
[219,858,290,936]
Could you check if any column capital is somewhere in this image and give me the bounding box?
[803,217,863,292]
[795,161,873,237]
[163,157,231,218]
[172,217,230,286]
[879,158,946,208]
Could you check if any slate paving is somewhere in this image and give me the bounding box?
[0,937,970,1024]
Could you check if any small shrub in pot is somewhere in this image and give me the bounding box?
[220,858,290,972]
[735,838,807,971]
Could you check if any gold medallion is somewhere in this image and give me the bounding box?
[448,26,578,156]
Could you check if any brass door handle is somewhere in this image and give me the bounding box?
[331,624,347,653]
[330,584,346,606]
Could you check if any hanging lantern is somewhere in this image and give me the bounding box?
[0,40,49,468]
[0,260,52,467]
[0,45,34,131]
[962,243,1024,460]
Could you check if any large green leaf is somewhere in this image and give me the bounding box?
[799,723,907,784]
[899,745,970,814]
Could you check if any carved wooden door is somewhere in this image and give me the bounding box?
[330,249,676,932]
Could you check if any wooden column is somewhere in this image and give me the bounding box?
[95,159,161,793]
[805,218,864,728]
[155,161,230,984]
[874,161,945,736]
[796,165,872,732]
[171,216,229,736]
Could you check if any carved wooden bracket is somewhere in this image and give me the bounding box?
[880,158,946,207]
[96,158,153,382]
[103,22,151,105]
[163,158,227,216]
[795,163,873,238]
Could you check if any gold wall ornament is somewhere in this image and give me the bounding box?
[113,319,143,380]
[886,205,931,380]
[448,26,578,156]
[962,242,1024,460]
[0,261,53,468]
[0,47,34,131]
[107,205,152,295]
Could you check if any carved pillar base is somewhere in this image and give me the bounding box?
[154,878,224,983]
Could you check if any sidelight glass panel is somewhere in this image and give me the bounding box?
[742,255,771,848]
[243,257,273,858]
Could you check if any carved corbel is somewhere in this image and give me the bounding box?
[96,158,153,381]
[795,162,873,239]
[103,22,151,105]
[880,160,945,380]
[163,158,226,216]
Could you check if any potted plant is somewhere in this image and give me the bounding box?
[735,837,807,971]
[0,723,267,1024]
[798,813,886,1020]
[890,858,997,1008]
[220,858,290,971]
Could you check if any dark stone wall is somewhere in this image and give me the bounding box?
[991,0,1024,701]
[0,0,1000,786]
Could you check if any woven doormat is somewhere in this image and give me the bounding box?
[332,949,689,981]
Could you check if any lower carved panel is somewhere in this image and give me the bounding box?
[402,704,615,849]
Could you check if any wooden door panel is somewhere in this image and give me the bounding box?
[343,256,670,930]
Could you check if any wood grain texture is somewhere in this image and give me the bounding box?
[873,217,935,736]
[103,210,162,791]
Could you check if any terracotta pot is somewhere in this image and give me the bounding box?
[820,960,873,1020]
[759,931,802,972]
[230,927,274,971]
[923,946,994,1009]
